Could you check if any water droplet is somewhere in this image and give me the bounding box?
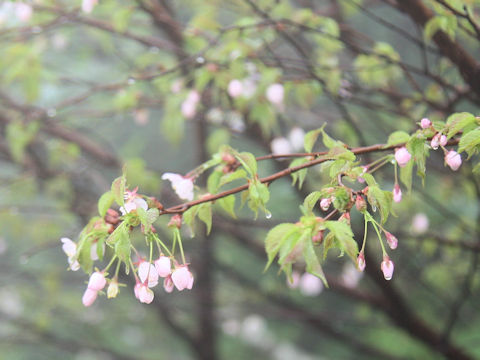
[372,205,377,212]
[47,108,56,117]
[127,78,136,85]
[265,212,272,219]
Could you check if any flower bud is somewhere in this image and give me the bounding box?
[357,252,366,272]
[82,288,98,307]
[163,276,174,293]
[168,214,182,229]
[381,256,394,280]
[87,272,106,291]
[155,256,172,277]
[393,184,402,203]
[171,266,194,291]
[420,118,432,129]
[320,198,331,211]
[107,279,119,299]
[138,284,154,304]
[138,261,159,288]
[339,212,351,225]
[227,79,243,98]
[385,232,398,250]
[439,135,447,146]
[312,230,324,244]
[394,147,411,167]
[430,133,440,150]
[266,83,284,105]
[355,195,366,212]
[445,150,462,171]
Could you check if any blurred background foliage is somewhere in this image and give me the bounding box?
[0,0,480,359]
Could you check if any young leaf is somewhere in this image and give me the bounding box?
[98,191,114,217]
[111,175,126,206]
[325,221,358,262]
[446,112,476,139]
[290,157,309,188]
[115,225,131,261]
[302,232,327,286]
[304,127,323,152]
[264,223,298,270]
[198,203,213,234]
[458,128,480,157]
[367,186,392,224]
[217,195,236,218]
[303,191,322,213]
[386,131,410,147]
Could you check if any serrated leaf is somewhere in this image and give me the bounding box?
[290,157,309,188]
[219,169,247,188]
[77,236,93,274]
[324,221,358,262]
[302,231,327,286]
[458,128,480,156]
[111,176,126,206]
[115,225,131,261]
[321,128,340,149]
[264,223,298,270]
[446,112,476,139]
[400,160,413,191]
[386,131,410,147]
[303,191,322,213]
[207,170,222,193]
[198,203,212,234]
[367,186,392,224]
[304,128,323,152]
[217,195,236,218]
[407,136,428,181]
[146,208,159,225]
[237,152,257,176]
[98,191,114,217]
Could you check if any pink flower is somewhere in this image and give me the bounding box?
[87,272,106,291]
[171,266,194,291]
[412,213,429,234]
[445,150,462,171]
[138,284,154,304]
[394,147,411,167]
[227,79,244,98]
[266,83,284,105]
[155,256,172,277]
[82,0,98,13]
[385,232,398,250]
[163,276,174,293]
[120,191,148,215]
[381,256,394,280]
[82,288,98,307]
[420,118,431,129]
[186,90,200,104]
[161,173,194,201]
[439,135,447,146]
[270,137,292,155]
[181,100,197,119]
[299,273,323,296]
[320,198,331,211]
[134,282,142,299]
[431,134,440,150]
[288,127,305,151]
[393,184,402,203]
[61,237,80,271]
[138,261,159,288]
[357,252,366,272]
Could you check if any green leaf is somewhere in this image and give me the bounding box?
[264,223,298,270]
[367,186,392,224]
[111,175,126,206]
[325,221,358,262]
[77,236,93,274]
[407,136,428,181]
[217,195,236,218]
[207,170,222,193]
[424,15,457,42]
[446,112,476,139]
[115,225,131,261]
[400,160,413,191]
[198,203,213,234]
[237,152,257,176]
[304,128,323,152]
[303,191,322,213]
[386,131,410,147]
[290,157,309,188]
[97,191,114,217]
[302,231,327,286]
[219,169,247,188]
[458,128,480,157]
[146,208,159,225]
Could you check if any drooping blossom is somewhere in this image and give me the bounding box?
[320,198,331,211]
[381,256,394,280]
[171,266,194,291]
[138,284,154,304]
[138,261,159,288]
[61,237,80,271]
[288,127,305,151]
[155,256,172,277]
[82,0,98,13]
[393,184,402,203]
[445,150,462,171]
[82,288,98,307]
[87,272,107,291]
[163,276,174,293]
[270,137,292,155]
[395,147,411,167]
[299,273,323,296]
[357,252,366,272]
[266,83,284,105]
[107,279,119,299]
[420,118,431,129]
[385,232,398,250]
[161,173,194,201]
[227,79,243,98]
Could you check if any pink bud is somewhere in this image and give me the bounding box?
[320,198,331,211]
[87,272,106,291]
[138,284,154,304]
[266,83,284,105]
[227,79,244,98]
[357,252,366,272]
[381,256,394,280]
[171,266,194,291]
[393,184,402,203]
[82,288,98,307]
[394,147,411,168]
[385,232,398,250]
[445,150,462,171]
[138,261,159,288]
[163,276,174,293]
[430,133,440,150]
[439,135,447,146]
[312,230,324,244]
[155,256,172,277]
[420,118,431,129]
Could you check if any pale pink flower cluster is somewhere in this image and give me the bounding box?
[134,256,194,304]
[181,90,201,119]
[431,133,447,150]
[161,172,194,201]
[120,188,148,215]
[270,127,305,155]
